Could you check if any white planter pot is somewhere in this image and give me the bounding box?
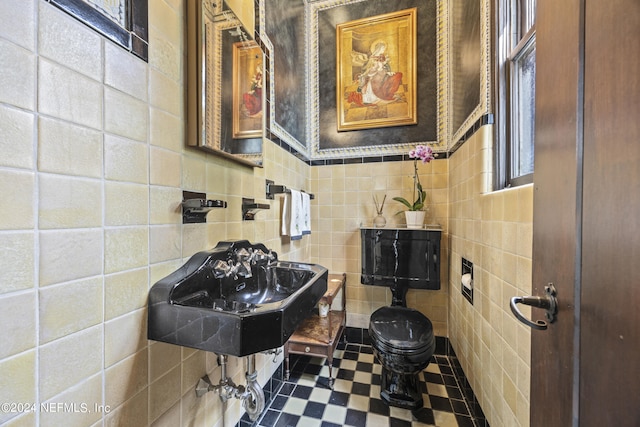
[404,211,425,229]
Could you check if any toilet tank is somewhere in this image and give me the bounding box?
[360,227,441,290]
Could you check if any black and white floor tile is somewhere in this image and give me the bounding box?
[249,342,486,427]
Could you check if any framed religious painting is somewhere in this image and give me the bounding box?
[336,8,417,132]
[232,41,263,139]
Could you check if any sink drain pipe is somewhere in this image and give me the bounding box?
[195,354,265,422]
[243,354,265,421]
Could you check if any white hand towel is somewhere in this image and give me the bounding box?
[301,191,311,235]
[289,189,303,240]
[281,193,291,236]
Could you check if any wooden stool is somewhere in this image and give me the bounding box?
[283,273,346,388]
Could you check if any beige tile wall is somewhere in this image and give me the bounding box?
[0,1,310,426]
[448,125,533,427]
[0,2,533,427]
[309,157,450,336]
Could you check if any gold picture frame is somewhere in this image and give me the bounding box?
[336,8,417,132]
[232,41,263,139]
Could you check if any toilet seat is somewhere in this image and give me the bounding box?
[369,306,435,353]
[369,306,435,377]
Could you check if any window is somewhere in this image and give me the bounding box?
[495,0,536,187]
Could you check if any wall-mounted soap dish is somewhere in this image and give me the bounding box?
[242,198,270,220]
[182,191,227,223]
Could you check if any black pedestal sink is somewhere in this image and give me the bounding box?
[148,240,328,357]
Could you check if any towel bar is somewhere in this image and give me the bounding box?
[265,179,315,200]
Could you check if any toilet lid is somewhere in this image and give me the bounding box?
[369,306,434,351]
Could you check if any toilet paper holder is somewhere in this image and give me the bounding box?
[461,258,473,304]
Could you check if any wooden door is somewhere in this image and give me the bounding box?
[530,0,640,425]
[579,0,640,424]
[530,0,583,424]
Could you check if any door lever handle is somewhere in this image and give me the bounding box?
[510,283,558,330]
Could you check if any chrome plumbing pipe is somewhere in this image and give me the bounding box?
[243,354,265,421]
[195,354,242,401]
[195,354,265,422]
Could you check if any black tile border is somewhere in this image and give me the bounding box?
[271,114,492,167]
[448,343,491,427]
[307,151,450,167]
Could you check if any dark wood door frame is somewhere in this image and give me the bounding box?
[531,1,640,425]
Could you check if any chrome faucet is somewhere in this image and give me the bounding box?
[248,248,274,264]
[211,259,251,279]
[210,247,273,280]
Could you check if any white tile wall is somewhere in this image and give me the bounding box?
[38,1,103,80]
[0,1,309,425]
[38,229,103,286]
[38,117,103,177]
[0,39,36,110]
[38,59,103,129]
[38,278,103,344]
[0,105,34,169]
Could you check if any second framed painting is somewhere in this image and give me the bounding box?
[336,8,417,132]
[233,41,263,139]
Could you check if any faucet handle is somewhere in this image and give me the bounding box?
[235,248,251,261]
[250,249,266,262]
[212,260,230,278]
[237,261,253,278]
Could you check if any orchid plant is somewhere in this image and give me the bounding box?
[393,145,435,212]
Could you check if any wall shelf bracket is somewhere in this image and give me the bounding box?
[182,191,227,224]
[242,198,270,220]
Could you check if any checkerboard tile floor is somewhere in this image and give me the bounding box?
[254,343,479,427]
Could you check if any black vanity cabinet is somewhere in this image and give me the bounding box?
[360,227,441,291]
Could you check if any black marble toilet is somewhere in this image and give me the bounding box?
[361,227,441,410]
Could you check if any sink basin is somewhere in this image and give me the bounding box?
[147,240,328,356]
